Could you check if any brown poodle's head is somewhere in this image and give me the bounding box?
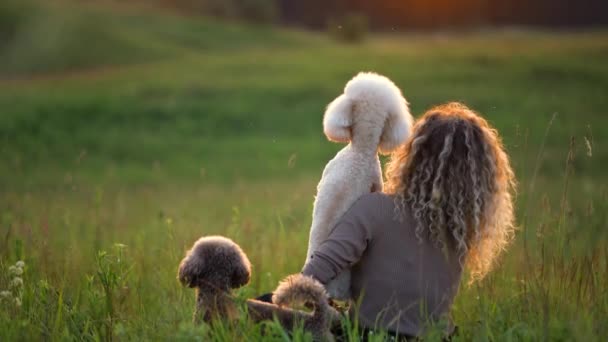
[178,236,251,291]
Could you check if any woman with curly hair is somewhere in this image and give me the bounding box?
[302,102,516,339]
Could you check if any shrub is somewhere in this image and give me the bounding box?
[234,0,278,24]
[327,12,369,43]
[0,0,37,51]
[195,0,239,18]
[168,0,278,24]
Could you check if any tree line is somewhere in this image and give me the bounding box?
[159,0,607,28]
[279,0,608,29]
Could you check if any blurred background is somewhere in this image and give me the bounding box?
[0,0,607,340]
[1,0,606,185]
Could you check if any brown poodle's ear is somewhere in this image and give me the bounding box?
[231,255,251,288]
[178,253,204,288]
[379,99,413,155]
[323,94,353,143]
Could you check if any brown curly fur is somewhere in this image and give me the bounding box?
[178,236,338,341]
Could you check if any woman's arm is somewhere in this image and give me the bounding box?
[302,194,377,284]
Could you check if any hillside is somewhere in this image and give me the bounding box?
[2,3,606,189]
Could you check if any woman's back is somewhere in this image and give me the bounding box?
[303,192,462,336]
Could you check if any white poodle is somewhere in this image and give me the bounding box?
[305,72,413,300]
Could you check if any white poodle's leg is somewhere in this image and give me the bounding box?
[371,157,384,193]
[306,181,349,262]
[305,211,336,263]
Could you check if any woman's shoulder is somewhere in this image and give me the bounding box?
[348,192,397,219]
[356,191,394,205]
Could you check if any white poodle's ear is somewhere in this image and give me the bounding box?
[378,99,413,155]
[323,94,353,143]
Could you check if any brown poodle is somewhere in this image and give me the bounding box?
[178,236,338,341]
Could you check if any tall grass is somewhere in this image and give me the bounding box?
[1,128,606,340]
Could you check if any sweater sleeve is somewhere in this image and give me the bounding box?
[302,194,378,284]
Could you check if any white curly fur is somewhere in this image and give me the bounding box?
[306,72,413,300]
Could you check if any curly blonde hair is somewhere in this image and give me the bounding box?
[385,102,516,282]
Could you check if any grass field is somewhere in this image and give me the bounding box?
[1,1,607,340]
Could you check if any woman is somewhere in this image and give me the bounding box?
[301,102,516,339]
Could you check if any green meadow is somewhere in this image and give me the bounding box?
[1,1,607,340]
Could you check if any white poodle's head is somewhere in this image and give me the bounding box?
[323,72,413,154]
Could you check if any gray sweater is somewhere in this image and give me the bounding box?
[302,192,462,336]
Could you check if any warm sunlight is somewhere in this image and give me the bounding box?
[1,0,606,340]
